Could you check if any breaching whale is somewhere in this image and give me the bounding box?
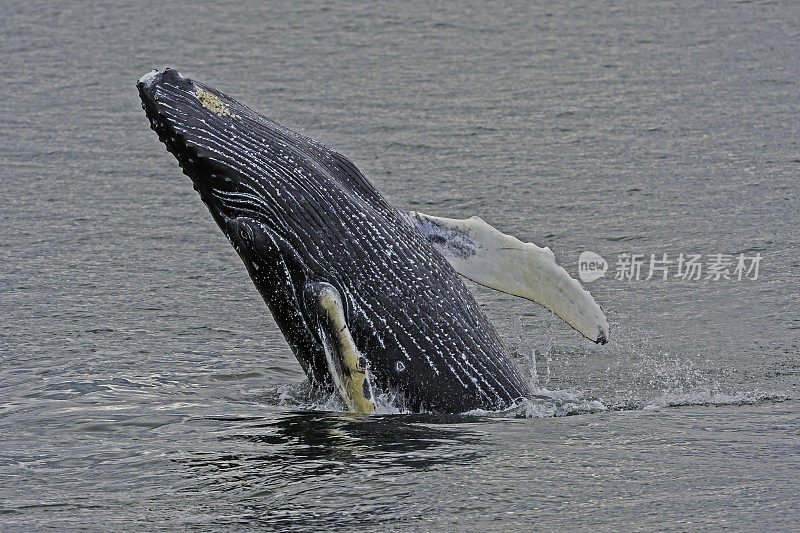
[137,68,609,414]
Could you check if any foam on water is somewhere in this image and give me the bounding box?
[258,375,787,419]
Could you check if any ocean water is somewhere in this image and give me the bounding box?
[1,0,798,530]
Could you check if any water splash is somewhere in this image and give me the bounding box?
[254,370,787,419]
[246,314,790,418]
[467,388,608,418]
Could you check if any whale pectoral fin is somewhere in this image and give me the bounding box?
[407,211,610,344]
[309,282,375,414]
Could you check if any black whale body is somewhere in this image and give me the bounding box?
[137,68,531,413]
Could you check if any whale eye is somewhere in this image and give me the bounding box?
[238,228,253,243]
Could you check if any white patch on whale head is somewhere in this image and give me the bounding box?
[137,69,159,88]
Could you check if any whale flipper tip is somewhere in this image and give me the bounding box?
[596,325,607,345]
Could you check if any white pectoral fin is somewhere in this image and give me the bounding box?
[408,211,609,344]
[311,282,375,414]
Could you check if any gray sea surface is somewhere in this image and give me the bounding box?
[1,1,798,530]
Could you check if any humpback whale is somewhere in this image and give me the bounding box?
[137,68,609,414]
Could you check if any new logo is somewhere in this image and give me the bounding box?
[578,251,608,282]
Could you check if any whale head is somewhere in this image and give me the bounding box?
[137,68,270,242]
